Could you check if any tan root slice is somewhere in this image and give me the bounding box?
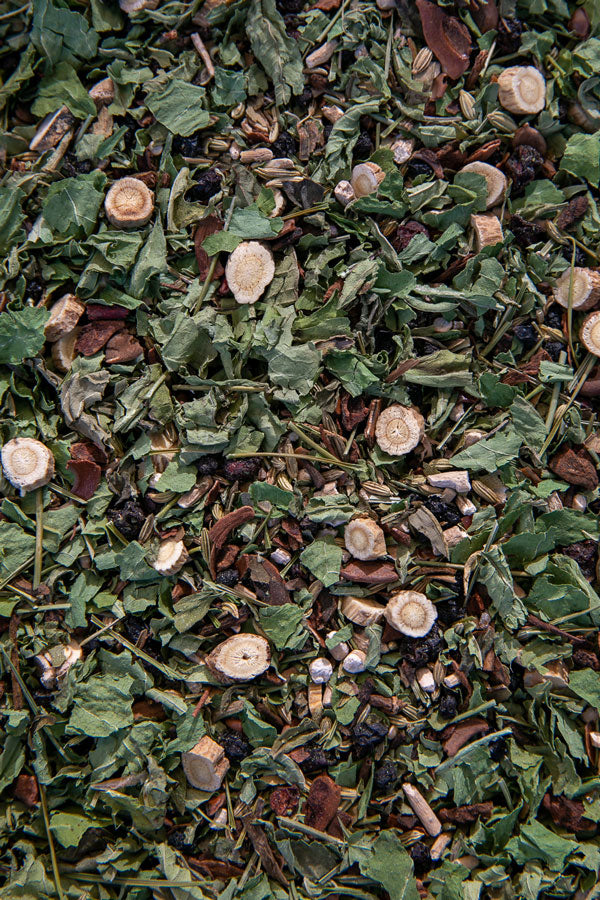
[1,438,55,494]
[119,0,159,12]
[89,78,115,106]
[402,784,442,836]
[351,163,385,198]
[225,241,275,305]
[471,214,504,251]
[554,267,600,310]
[580,312,600,357]
[105,177,154,228]
[460,162,507,209]
[384,591,437,638]
[207,633,270,683]
[345,517,387,561]
[182,735,230,791]
[44,294,85,341]
[52,328,80,372]
[375,404,425,456]
[153,539,189,575]
[342,649,367,673]
[334,180,356,207]
[341,595,386,626]
[29,107,74,152]
[497,66,546,115]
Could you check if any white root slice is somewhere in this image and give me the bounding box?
[119,0,159,12]
[351,163,385,198]
[44,294,85,342]
[225,241,275,305]
[207,633,270,683]
[153,539,189,576]
[344,517,387,561]
[1,438,55,494]
[326,631,350,661]
[460,162,507,209]
[182,735,230,791]
[105,177,154,228]
[426,470,471,493]
[554,267,600,310]
[471,214,504,251]
[497,66,546,115]
[36,642,82,687]
[334,180,356,207]
[341,595,386,626]
[375,404,425,456]
[384,591,437,638]
[52,328,80,372]
[29,107,74,152]
[342,649,367,673]
[580,312,600,357]
[309,657,333,684]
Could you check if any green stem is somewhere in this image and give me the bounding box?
[33,488,44,591]
[39,784,66,900]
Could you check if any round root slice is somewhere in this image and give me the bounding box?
[52,328,80,372]
[309,657,333,684]
[345,517,387,561]
[105,177,154,228]
[207,633,270,683]
[375,405,425,456]
[554,267,600,311]
[460,162,507,209]
[225,241,275,305]
[384,591,437,638]
[44,293,85,342]
[153,539,189,576]
[182,735,230,791]
[1,438,54,494]
[471,214,503,252]
[497,66,546,115]
[580,312,600,357]
[341,595,386,627]
[351,163,385,198]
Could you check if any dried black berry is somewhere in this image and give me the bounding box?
[509,215,547,248]
[299,745,331,771]
[406,159,434,178]
[173,131,205,158]
[545,305,563,330]
[506,146,543,191]
[295,87,313,111]
[513,323,538,350]
[374,760,398,791]
[271,131,298,158]
[563,540,597,580]
[436,597,465,626]
[186,168,222,203]
[26,279,44,303]
[61,152,93,177]
[562,245,587,267]
[167,830,192,851]
[352,131,374,160]
[489,737,508,761]
[196,455,220,476]
[222,458,261,481]
[438,693,457,720]
[496,17,523,55]
[546,341,564,362]
[410,841,432,875]
[107,499,146,540]
[424,498,461,527]
[123,615,147,643]
[221,730,251,762]
[392,221,430,252]
[276,0,304,13]
[351,721,388,756]
[216,568,239,587]
[397,628,444,666]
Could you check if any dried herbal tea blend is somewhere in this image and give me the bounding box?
[3,0,600,897]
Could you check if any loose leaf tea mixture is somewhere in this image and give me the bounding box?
[3,0,600,897]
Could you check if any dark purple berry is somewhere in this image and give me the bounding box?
[374,760,398,791]
[438,694,457,720]
[196,455,220,476]
[545,305,563,330]
[270,131,298,158]
[186,168,222,202]
[222,458,261,481]
[424,498,461,526]
[410,841,432,875]
[513,323,537,350]
[221,730,251,762]
[216,568,239,587]
[506,145,543,191]
[352,131,374,160]
[509,215,546,248]
[489,737,508,761]
[351,722,388,757]
[107,499,146,540]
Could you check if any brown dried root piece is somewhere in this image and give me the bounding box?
[52,329,80,372]
[182,735,230,791]
[375,404,425,456]
[351,163,385,198]
[471,214,503,251]
[105,177,154,228]
[384,591,437,638]
[29,107,74,152]
[206,634,271,683]
[44,294,85,341]
[580,312,600,357]
[1,438,55,494]
[225,241,275,304]
[345,517,387,561]
[35,642,82,688]
[341,595,386,626]
[402,783,442,836]
[498,66,546,115]
[554,267,600,311]
[153,539,189,576]
[119,0,159,12]
[460,162,507,209]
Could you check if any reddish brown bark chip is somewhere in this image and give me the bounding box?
[556,195,590,231]
[549,448,598,490]
[542,793,595,832]
[194,215,224,280]
[442,718,489,756]
[105,331,144,364]
[75,321,123,356]
[416,0,472,80]
[269,785,300,816]
[438,801,493,824]
[340,561,398,584]
[66,458,102,500]
[208,505,255,576]
[469,0,498,33]
[86,304,129,321]
[14,774,39,807]
[304,775,342,831]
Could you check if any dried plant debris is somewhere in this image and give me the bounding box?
[4,0,600,897]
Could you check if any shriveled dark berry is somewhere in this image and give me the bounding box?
[410,841,432,875]
[221,730,251,762]
[61,152,93,177]
[392,221,430,252]
[186,168,222,203]
[496,17,523,55]
[352,131,374,160]
[295,87,313,111]
[489,737,508,761]
[545,305,563,330]
[546,341,564,362]
[438,693,457,720]
[509,215,547,248]
[167,830,191,851]
[562,245,587,267]
[397,628,444,666]
[506,146,543,190]
[222,458,260,481]
[436,597,465,626]
[424,498,461,527]
[299,745,331,771]
[196,455,220,476]
[216,568,239,587]
[513,323,538,350]
[351,721,388,757]
[123,615,147,643]
[406,159,434,178]
[271,131,298,158]
[572,648,600,670]
[374,760,398,791]
[107,499,146,540]
[26,279,44,303]
[276,0,304,13]
[563,540,597,580]
[173,131,205,158]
